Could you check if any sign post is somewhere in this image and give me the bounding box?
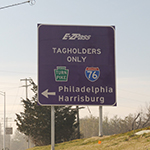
[99,106,103,137]
[51,106,55,150]
[38,24,116,148]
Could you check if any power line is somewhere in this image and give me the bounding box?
[0,0,35,10]
[118,88,150,97]
[0,70,36,75]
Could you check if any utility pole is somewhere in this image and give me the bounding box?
[20,78,31,149]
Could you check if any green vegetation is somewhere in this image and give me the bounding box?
[27,127,150,150]
[15,80,150,149]
[15,80,78,146]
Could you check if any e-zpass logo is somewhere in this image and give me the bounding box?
[62,33,91,40]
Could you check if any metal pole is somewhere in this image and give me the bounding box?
[4,92,6,150]
[51,106,55,150]
[0,91,6,150]
[99,106,103,137]
[76,106,80,139]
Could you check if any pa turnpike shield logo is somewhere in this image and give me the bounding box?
[85,67,100,82]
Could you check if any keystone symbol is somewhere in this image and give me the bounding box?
[42,89,56,98]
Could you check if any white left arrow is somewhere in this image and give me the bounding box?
[41,89,56,98]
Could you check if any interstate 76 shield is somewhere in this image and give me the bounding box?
[85,67,100,82]
[38,24,116,106]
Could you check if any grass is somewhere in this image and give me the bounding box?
[27,127,150,150]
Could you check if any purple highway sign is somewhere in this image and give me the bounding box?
[38,24,116,106]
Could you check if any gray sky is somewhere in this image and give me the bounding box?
[0,0,150,130]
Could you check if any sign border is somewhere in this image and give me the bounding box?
[37,24,116,106]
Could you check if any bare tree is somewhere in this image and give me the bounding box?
[80,104,150,139]
[10,130,28,150]
[80,115,99,138]
[131,113,140,130]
